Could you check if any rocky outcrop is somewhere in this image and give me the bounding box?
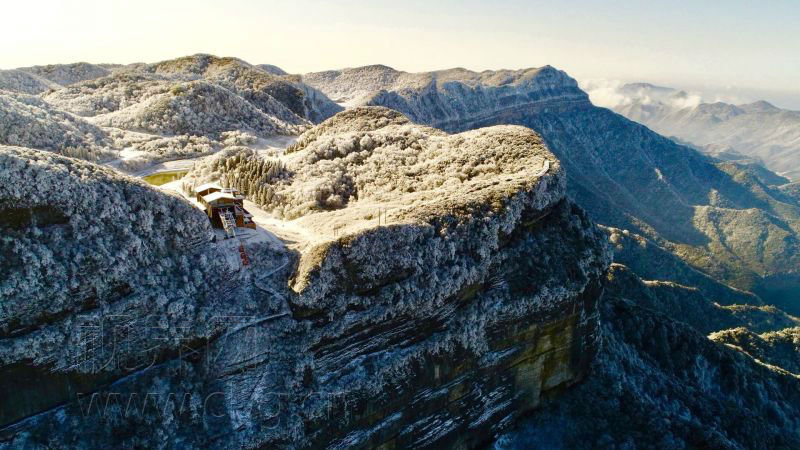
[0,146,276,433]
[0,108,610,449]
[302,65,586,124]
[304,65,800,310]
[305,64,800,449]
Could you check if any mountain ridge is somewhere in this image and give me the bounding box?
[592,81,800,181]
[2,53,800,449]
[0,108,611,449]
[0,54,343,171]
[303,64,800,310]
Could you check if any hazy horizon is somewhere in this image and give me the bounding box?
[4,0,800,109]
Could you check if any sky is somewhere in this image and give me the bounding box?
[3,0,799,108]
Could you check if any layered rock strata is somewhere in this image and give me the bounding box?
[0,108,609,449]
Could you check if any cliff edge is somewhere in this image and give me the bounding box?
[0,108,610,449]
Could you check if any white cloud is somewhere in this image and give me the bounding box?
[579,79,630,108]
[579,78,703,110]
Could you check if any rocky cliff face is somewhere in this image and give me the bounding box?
[303,66,586,125]
[0,145,266,432]
[303,66,800,312]
[0,108,610,449]
[303,67,800,449]
[494,264,800,450]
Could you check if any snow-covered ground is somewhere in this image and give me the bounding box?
[253,135,296,154]
[156,108,555,258]
[242,199,316,249]
[159,177,307,253]
[159,172,380,257]
[112,134,297,178]
[160,175,410,254]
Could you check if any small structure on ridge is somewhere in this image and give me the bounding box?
[194,183,256,236]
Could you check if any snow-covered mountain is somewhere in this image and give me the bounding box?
[3,54,800,450]
[303,65,800,314]
[0,54,342,171]
[0,108,615,449]
[587,82,800,181]
[303,64,587,122]
[0,90,110,152]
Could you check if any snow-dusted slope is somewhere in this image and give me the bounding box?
[90,80,303,138]
[256,63,288,75]
[591,82,800,181]
[17,62,111,86]
[711,326,800,376]
[0,54,344,171]
[305,64,800,311]
[145,54,340,123]
[0,70,61,94]
[0,63,110,95]
[0,90,109,152]
[37,55,339,126]
[0,146,217,340]
[42,72,172,117]
[303,64,586,124]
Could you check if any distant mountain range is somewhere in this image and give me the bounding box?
[587,82,800,181]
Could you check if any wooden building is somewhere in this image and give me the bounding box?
[194,182,223,202]
[196,184,256,233]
